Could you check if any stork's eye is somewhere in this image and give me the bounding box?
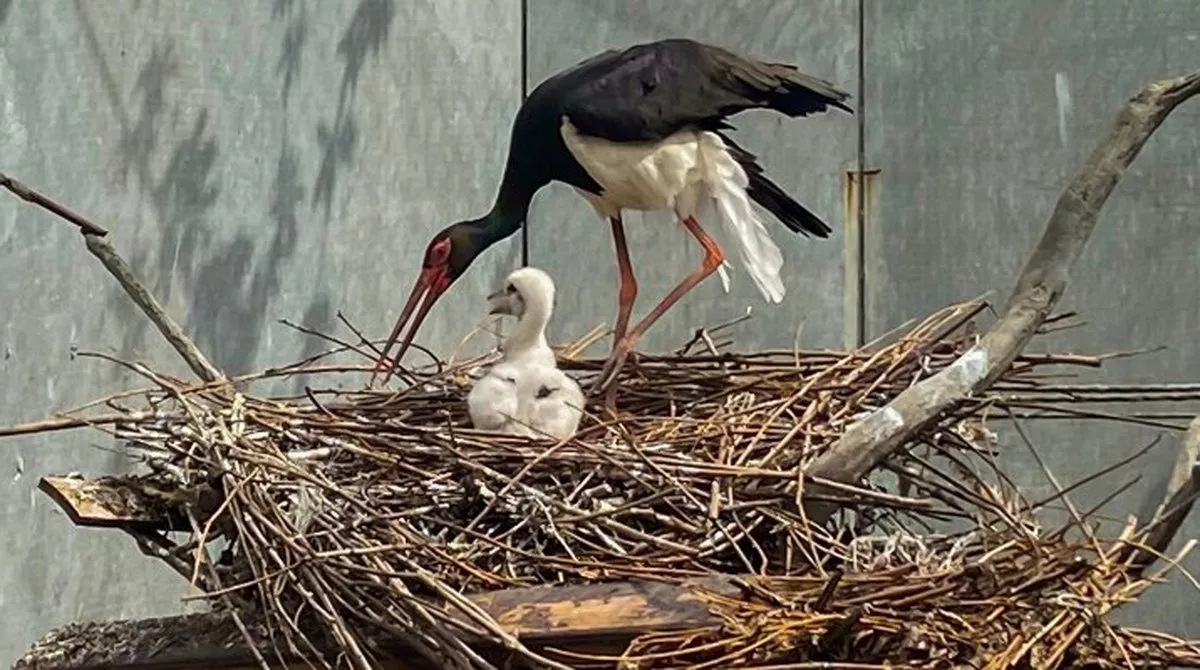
[430,239,451,263]
[505,283,517,294]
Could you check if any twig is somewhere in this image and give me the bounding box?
[0,172,109,236]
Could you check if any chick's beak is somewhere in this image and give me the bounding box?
[486,290,507,315]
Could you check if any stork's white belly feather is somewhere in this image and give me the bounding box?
[559,119,787,303]
[560,121,705,217]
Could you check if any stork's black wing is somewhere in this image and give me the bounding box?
[554,39,853,144]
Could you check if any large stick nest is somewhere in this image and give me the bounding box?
[52,300,1199,668]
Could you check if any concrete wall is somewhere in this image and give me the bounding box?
[0,0,1198,662]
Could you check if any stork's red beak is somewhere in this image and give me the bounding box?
[372,267,449,385]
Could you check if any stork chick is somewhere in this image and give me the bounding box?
[466,267,584,440]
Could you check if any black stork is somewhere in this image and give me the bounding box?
[375,38,852,404]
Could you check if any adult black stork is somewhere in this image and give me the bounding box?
[375,37,852,404]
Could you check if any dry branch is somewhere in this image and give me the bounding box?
[0,172,109,236]
[19,560,1200,670]
[0,172,223,383]
[14,579,732,670]
[83,235,223,382]
[804,69,1200,523]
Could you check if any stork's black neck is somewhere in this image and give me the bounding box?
[470,159,549,251]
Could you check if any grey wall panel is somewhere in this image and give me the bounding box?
[865,0,1200,635]
[0,0,520,662]
[524,1,859,355]
[2,0,1198,660]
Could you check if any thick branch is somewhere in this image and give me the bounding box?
[1120,415,1200,572]
[0,172,223,383]
[37,476,194,532]
[804,70,1200,524]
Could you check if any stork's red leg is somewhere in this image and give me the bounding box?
[593,216,726,396]
[609,215,638,349]
[623,217,726,346]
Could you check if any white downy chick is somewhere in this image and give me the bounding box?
[467,267,584,440]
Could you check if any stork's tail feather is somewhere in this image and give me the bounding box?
[746,171,834,239]
[698,133,787,304]
[718,132,833,239]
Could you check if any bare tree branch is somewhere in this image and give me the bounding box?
[804,70,1200,524]
[1120,415,1200,573]
[0,172,109,236]
[0,172,223,383]
[83,235,222,383]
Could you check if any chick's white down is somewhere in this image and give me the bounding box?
[466,267,584,440]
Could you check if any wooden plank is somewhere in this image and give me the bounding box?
[477,577,730,639]
[38,476,193,532]
[13,578,733,670]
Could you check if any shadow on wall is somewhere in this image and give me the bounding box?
[0,0,11,27]
[276,0,396,394]
[186,139,307,376]
[274,0,307,105]
[85,34,225,375]
[71,1,396,385]
[310,0,395,222]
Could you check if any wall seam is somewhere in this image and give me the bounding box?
[519,0,530,268]
[855,0,868,347]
